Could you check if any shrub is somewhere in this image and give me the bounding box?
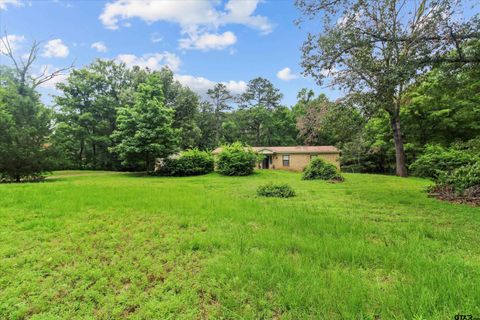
[444,162,480,194]
[302,157,344,181]
[257,183,296,198]
[0,172,45,183]
[428,162,480,205]
[410,145,478,180]
[216,142,259,176]
[156,149,214,176]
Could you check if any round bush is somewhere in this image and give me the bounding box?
[156,149,214,176]
[216,142,259,176]
[302,157,343,181]
[257,183,296,198]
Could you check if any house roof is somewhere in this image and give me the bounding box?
[212,146,340,154]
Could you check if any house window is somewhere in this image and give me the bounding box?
[282,155,290,166]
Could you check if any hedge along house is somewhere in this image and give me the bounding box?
[212,146,340,172]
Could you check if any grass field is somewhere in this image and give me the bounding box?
[0,170,479,319]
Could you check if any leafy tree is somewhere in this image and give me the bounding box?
[221,118,241,145]
[297,97,330,145]
[0,36,69,181]
[292,89,321,116]
[196,101,218,150]
[297,94,364,147]
[207,83,233,143]
[54,64,201,169]
[110,73,178,172]
[226,77,297,146]
[238,77,283,110]
[156,68,201,149]
[402,42,480,148]
[296,0,480,176]
[266,106,298,146]
[0,69,52,182]
[234,105,272,145]
[54,60,138,169]
[343,113,396,173]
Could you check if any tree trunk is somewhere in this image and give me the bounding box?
[390,114,408,177]
[215,112,220,144]
[145,153,150,173]
[79,139,84,168]
[256,125,261,146]
[92,143,96,169]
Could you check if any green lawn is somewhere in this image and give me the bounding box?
[0,170,479,319]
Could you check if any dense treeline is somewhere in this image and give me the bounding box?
[48,60,301,171]
[1,46,479,180]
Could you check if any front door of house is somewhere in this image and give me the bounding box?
[262,156,271,169]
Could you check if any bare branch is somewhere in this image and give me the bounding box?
[32,62,74,89]
[1,31,21,76]
[1,31,74,89]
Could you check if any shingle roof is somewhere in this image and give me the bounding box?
[212,146,340,154]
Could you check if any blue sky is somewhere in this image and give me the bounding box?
[0,0,340,106]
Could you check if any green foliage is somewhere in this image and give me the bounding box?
[156,149,214,176]
[238,77,283,110]
[110,73,179,171]
[444,162,480,194]
[256,183,296,198]
[0,69,52,182]
[206,83,233,144]
[158,68,202,149]
[297,94,364,147]
[216,142,259,176]
[296,0,479,177]
[54,60,141,170]
[53,63,201,170]
[302,157,343,181]
[402,43,480,148]
[410,145,478,179]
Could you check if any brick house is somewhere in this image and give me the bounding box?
[212,146,340,172]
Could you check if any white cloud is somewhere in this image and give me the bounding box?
[0,34,25,54]
[91,41,108,52]
[276,67,299,81]
[42,39,69,58]
[174,74,246,97]
[99,0,273,49]
[222,0,273,35]
[179,31,237,51]
[100,0,219,30]
[116,52,181,72]
[222,79,247,95]
[0,0,23,10]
